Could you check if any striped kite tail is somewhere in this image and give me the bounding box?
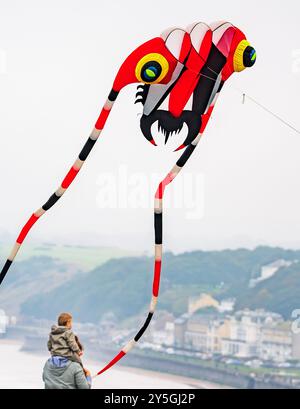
[94,140,199,377]
[0,90,119,287]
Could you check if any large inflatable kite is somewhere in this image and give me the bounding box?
[0,22,256,376]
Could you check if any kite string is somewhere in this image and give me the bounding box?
[191,41,300,135]
[210,64,300,135]
[234,87,300,135]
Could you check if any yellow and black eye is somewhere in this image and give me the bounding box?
[243,46,256,68]
[135,53,169,84]
[233,40,257,72]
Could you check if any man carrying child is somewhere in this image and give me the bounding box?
[43,312,92,389]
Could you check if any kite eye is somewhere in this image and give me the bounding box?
[233,40,256,72]
[243,46,256,67]
[135,53,169,84]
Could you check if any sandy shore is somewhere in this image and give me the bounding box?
[115,365,232,389]
[0,339,231,389]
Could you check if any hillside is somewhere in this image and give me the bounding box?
[236,261,300,317]
[20,247,300,322]
[0,256,81,315]
[0,242,136,315]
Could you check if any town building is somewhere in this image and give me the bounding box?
[260,322,292,362]
[173,297,297,362]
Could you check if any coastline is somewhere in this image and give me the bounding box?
[115,365,233,389]
[0,339,230,389]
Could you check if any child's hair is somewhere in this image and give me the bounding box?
[58,312,72,326]
[75,335,84,352]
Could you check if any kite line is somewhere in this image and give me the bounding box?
[237,89,300,135]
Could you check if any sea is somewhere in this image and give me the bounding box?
[0,340,227,389]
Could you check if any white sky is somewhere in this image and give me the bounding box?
[0,0,299,253]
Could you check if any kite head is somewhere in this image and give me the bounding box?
[106,22,256,150]
[110,23,217,149]
[210,22,256,79]
[112,37,179,92]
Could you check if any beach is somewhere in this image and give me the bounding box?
[0,340,229,389]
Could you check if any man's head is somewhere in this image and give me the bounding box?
[58,312,73,329]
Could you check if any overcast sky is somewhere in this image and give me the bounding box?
[0,0,299,253]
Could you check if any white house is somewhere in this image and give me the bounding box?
[221,313,260,357]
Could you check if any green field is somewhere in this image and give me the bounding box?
[0,242,138,270]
